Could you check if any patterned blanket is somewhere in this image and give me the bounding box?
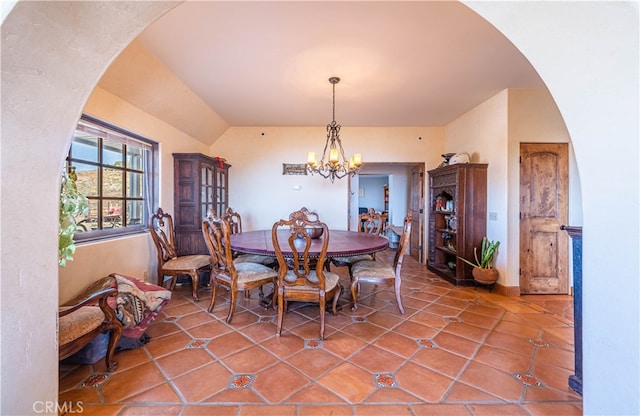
[108,273,172,340]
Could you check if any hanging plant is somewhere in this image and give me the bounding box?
[59,167,89,267]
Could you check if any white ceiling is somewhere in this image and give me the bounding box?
[134,1,545,128]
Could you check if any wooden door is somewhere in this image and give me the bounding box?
[520,143,569,294]
[410,165,425,263]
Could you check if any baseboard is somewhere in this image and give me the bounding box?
[494,283,520,297]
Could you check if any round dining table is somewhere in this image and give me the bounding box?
[229,229,389,259]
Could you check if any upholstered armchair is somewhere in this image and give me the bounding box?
[58,276,123,371]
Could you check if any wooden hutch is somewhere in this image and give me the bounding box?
[427,163,487,285]
[173,153,230,255]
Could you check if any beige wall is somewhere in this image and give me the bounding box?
[211,126,443,231]
[59,86,209,302]
[445,90,510,284]
[443,87,581,290]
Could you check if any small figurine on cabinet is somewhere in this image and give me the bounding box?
[435,196,443,211]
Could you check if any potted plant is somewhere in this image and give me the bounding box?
[59,167,89,267]
[458,236,500,285]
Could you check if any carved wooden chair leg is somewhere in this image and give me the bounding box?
[208,276,219,313]
[189,272,199,301]
[350,278,360,312]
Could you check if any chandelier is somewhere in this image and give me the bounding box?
[307,77,362,183]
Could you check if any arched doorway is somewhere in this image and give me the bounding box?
[2,3,638,415]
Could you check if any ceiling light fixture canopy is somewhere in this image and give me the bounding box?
[307,76,362,183]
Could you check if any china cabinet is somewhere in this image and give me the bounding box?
[173,153,230,255]
[427,163,487,285]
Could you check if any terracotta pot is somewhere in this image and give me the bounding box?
[472,267,499,285]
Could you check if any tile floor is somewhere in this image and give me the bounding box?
[59,250,582,415]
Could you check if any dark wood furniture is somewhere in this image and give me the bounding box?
[58,276,123,371]
[350,212,412,314]
[173,153,230,256]
[271,210,342,340]
[202,215,277,323]
[149,207,211,301]
[427,163,487,285]
[230,229,389,260]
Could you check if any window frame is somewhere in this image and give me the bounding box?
[66,114,159,243]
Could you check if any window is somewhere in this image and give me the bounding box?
[66,114,158,242]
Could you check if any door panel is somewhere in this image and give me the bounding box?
[410,165,424,263]
[520,143,569,294]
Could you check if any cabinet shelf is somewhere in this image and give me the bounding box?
[435,245,457,255]
[427,163,487,286]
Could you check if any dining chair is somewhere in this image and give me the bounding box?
[149,208,212,301]
[202,214,278,323]
[331,208,386,270]
[221,207,276,267]
[272,209,341,340]
[349,211,412,314]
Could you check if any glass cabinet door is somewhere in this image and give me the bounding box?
[201,164,214,219]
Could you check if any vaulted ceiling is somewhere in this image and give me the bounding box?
[98,1,545,144]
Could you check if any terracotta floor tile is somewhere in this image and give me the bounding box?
[286,383,348,404]
[238,404,297,415]
[342,321,387,342]
[223,344,278,373]
[204,387,264,404]
[145,321,182,339]
[410,310,448,329]
[349,345,405,373]
[155,348,214,379]
[534,344,575,371]
[58,385,102,405]
[182,404,239,415]
[206,331,254,358]
[367,310,405,328]
[145,331,193,358]
[186,320,233,339]
[58,251,582,413]
[172,362,231,402]
[260,333,306,359]
[442,321,491,343]
[473,344,532,374]
[354,403,414,415]
[373,332,421,358]
[163,301,205,317]
[433,331,481,358]
[297,404,354,415]
[239,320,279,342]
[395,362,454,402]
[483,331,536,356]
[458,361,525,402]
[444,382,504,403]
[101,361,166,402]
[410,403,472,415]
[318,363,376,403]
[286,348,342,378]
[364,387,423,403]
[122,383,181,403]
[412,347,469,378]
[522,403,583,415]
[458,310,500,329]
[393,320,439,339]
[466,404,529,415]
[176,310,216,329]
[252,361,310,403]
[75,405,126,415]
[321,332,368,359]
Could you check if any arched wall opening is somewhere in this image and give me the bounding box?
[1,2,637,415]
